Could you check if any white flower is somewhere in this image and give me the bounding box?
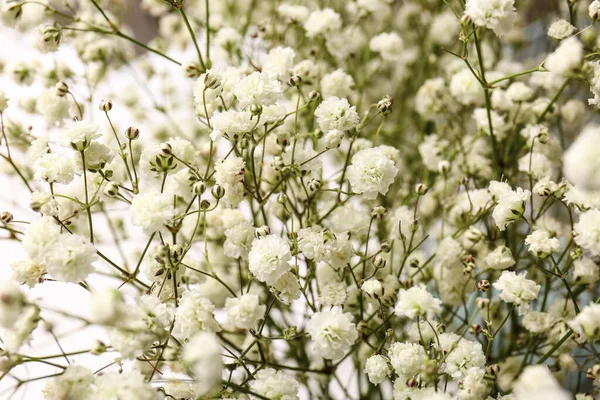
[55,120,101,149]
[544,36,582,77]
[129,190,176,234]
[271,272,301,304]
[304,8,342,37]
[369,32,404,61]
[263,46,296,79]
[506,82,534,102]
[415,77,447,119]
[248,235,292,285]
[347,147,398,199]
[564,125,600,190]
[225,293,266,330]
[320,68,355,99]
[517,152,553,179]
[364,354,391,385]
[389,342,427,376]
[547,19,576,40]
[493,271,540,314]
[440,334,486,379]
[473,108,508,137]
[210,110,254,140]
[574,209,600,256]
[42,365,93,400]
[569,303,600,341]
[297,227,352,269]
[457,368,488,400]
[37,88,70,123]
[277,3,310,23]
[590,0,600,19]
[33,153,77,184]
[513,365,571,400]
[318,281,347,306]
[249,368,300,400]
[324,129,344,149]
[492,187,530,231]
[223,220,254,259]
[214,27,242,51]
[465,0,516,35]
[175,287,220,337]
[395,284,442,319]
[308,306,358,359]
[233,71,283,108]
[314,96,360,132]
[214,156,245,186]
[525,229,560,258]
[522,311,555,333]
[485,246,515,270]
[11,258,46,287]
[45,233,96,283]
[326,202,370,236]
[572,257,599,284]
[91,371,161,400]
[183,332,223,396]
[450,69,483,106]
[361,279,383,297]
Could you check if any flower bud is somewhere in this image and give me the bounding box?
[1,211,13,224]
[477,279,491,292]
[470,324,483,336]
[250,104,263,116]
[103,183,119,198]
[406,378,418,388]
[200,199,211,210]
[159,142,172,157]
[371,206,387,219]
[309,90,320,102]
[90,340,107,355]
[277,193,288,204]
[211,185,225,199]
[288,74,302,87]
[587,364,600,380]
[169,244,184,262]
[537,127,549,144]
[476,297,490,309]
[372,255,386,269]
[487,364,500,377]
[99,99,112,112]
[125,126,140,140]
[380,240,391,253]
[377,95,393,115]
[204,72,222,90]
[415,183,428,196]
[183,62,201,79]
[255,226,271,238]
[437,160,450,175]
[55,81,68,97]
[193,181,206,196]
[307,179,321,192]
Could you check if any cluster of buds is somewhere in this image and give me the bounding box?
[462,254,475,275]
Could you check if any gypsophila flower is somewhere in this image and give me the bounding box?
[574,209,600,256]
[569,303,600,341]
[233,71,283,108]
[175,287,221,337]
[129,190,176,234]
[493,271,541,314]
[308,306,358,359]
[314,96,360,132]
[513,365,571,400]
[183,332,223,396]
[395,284,442,319]
[492,186,530,231]
[303,8,342,37]
[45,233,96,283]
[545,36,583,77]
[248,235,292,285]
[42,365,93,400]
[548,19,576,39]
[572,257,599,284]
[485,246,516,270]
[225,293,266,330]
[249,368,300,400]
[361,279,383,297]
[347,147,398,199]
[465,0,516,35]
[525,229,560,258]
[364,354,391,385]
[389,341,427,377]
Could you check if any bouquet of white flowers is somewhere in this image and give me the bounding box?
[0,0,598,398]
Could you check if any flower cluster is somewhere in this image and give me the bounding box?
[0,0,598,399]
